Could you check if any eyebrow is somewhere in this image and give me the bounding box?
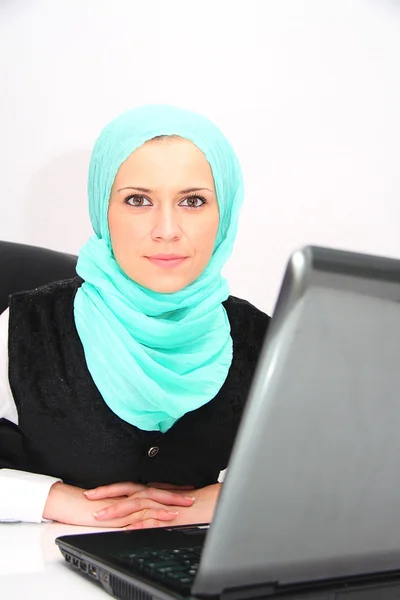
[117,186,215,195]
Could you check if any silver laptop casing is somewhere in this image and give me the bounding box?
[193,245,400,596]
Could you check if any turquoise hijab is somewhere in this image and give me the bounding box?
[74,105,244,433]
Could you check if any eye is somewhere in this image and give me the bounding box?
[125,195,152,207]
[179,195,207,208]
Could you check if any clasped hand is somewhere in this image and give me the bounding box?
[43,481,221,529]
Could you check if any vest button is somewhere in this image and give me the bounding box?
[147,446,159,458]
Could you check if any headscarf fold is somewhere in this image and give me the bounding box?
[74,105,244,432]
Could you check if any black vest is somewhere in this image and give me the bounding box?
[6,278,269,489]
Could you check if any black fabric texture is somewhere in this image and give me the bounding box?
[4,278,270,488]
[0,240,77,314]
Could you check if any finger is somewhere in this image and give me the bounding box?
[84,482,146,499]
[93,498,179,520]
[148,482,195,490]
[124,518,172,530]
[97,508,179,527]
[134,487,195,507]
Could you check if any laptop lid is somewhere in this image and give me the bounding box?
[193,245,400,597]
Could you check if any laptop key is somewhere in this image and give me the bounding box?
[157,565,183,574]
[145,562,183,573]
[149,560,181,569]
[179,553,195,560]
[178,578,193,585]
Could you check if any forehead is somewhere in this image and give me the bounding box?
[114,137,215,189]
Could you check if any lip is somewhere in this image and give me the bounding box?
[146,254,188,269]
[149,254,186,260]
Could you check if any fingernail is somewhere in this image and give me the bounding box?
[185,496,196,502]
[84,490,96,497]
[93,509,105,517]
[167,511,179,517]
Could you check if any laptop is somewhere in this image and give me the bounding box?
[56,245,400,599]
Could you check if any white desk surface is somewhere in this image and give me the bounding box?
[0,522,116,599]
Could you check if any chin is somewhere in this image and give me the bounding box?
[150,282,187,294]
[130,276,189,294]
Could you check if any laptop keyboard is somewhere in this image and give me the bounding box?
[116,546,202,592]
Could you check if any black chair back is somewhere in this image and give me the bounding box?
[0,241,78,314]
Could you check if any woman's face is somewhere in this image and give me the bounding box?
[108,136,219,293]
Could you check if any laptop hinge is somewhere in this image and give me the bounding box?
[221,581,277,600]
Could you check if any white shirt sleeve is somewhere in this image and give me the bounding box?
[217,468,227,483]
[0,308,17,425]
[0,308,62,523]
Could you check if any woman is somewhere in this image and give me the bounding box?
[0,105,270,528]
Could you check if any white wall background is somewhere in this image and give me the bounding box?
[1,0,399,314]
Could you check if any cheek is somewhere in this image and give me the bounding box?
[108,205,123,240]
[108,209,146,253]
[191,217,219,257]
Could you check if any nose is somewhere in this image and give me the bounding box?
[150,204,182,242]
